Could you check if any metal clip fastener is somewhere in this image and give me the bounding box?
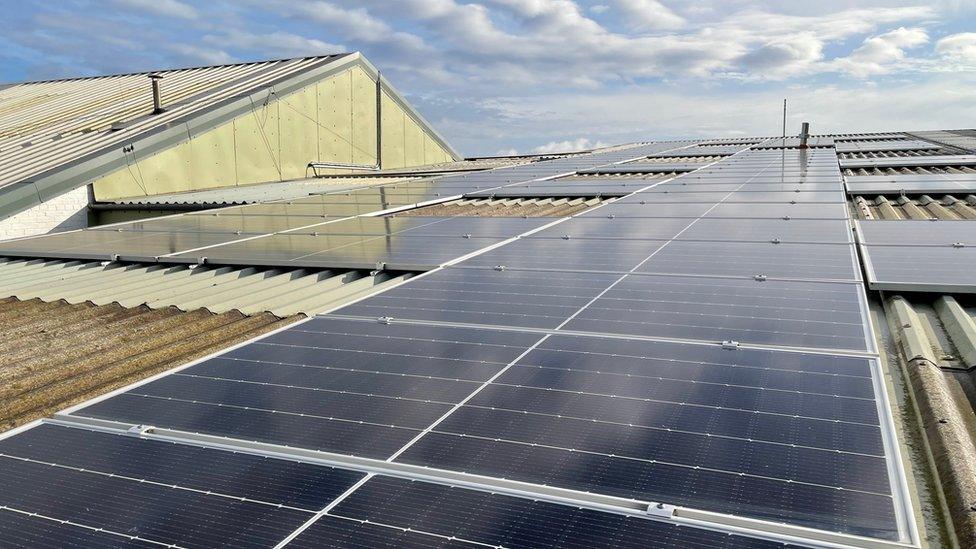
[953,242,965,248]
[722,340,740,350]
[645,502,675,518]
[377,316,394,325]
[494,265,507,271]
[754,274,767,281]
[562,235,571,240]
[110,254,120,262]
[126,425,155,436]
[462,234,472,239]
[782,215,791,220]
[770,238,781,244]
[607,214,615,219]
[197,257,207,265]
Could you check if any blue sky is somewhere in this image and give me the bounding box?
[2,1,975,156]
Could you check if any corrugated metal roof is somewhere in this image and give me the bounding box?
[0,297,297,431]
[880,293,976,546]
[0,55,348,192]
[844,165,976,176]
[392,196,606,217]
[0,258,413,316]
[853,194,976,220]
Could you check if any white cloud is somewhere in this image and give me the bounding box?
[204,30,345,59]
[830,26,928,77]
[936,32,976,63]
[615,0,685,30]
[167,43,234,65]
[279,2,428,52]
[532,137,610,154]
[590,5,610,15]
[112,0,198,20]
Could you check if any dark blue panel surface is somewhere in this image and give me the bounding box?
[0,448,311,548]
[336,268,618,328]
[565,275,869,351]
[0,424,363,510]
[288,516,472,548]
[0,509,160,549]
[76,393,419,459]
[328,476,786,548]
[396,433,898,540]
[432,406,889,492]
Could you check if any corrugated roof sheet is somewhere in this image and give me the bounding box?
[0,297,297,431]
[852,194,976,220]
[0,55,348,192]
[392,196,606,217]
[0,257,413,316]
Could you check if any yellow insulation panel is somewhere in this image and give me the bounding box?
[92,65,453,201]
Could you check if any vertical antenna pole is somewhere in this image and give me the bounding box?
[782,99,787,138]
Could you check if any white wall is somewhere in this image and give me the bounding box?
[0,186,89,241]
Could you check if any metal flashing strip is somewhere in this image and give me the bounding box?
[447,263,864,283]
[42,415,917,549]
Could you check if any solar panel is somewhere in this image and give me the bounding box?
[0,139,921,548]
[563,275,871,351]
[292,475,789,549]
[861,243,976,292]
[635,241,860,280]
[0,423,355,548]
[845,175,976,194]
[335,268,620,328]
[392,335,897,538]
[72,319,544,456]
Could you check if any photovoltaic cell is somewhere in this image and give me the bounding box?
[635,241,860,280]
[564,275,870,351]
[0,426,321,548]
[313,476,788,549]
[71,319,544,457]
[396,433,897,539]
[0,423,364,511]
[0,510,160,549]
[861,244,976,292]
[335,268,620,328]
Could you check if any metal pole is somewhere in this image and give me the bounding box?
[799,122,810,148]
[782,99,786,139]
[149,74,164,114]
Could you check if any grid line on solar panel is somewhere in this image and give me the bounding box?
[0,445,314,548]
[70,319,548,459]
[564,275,870,351]
[469,384,884,455]
[334,268,621,329]
[287,513,481,548]
[0,508,163,549]
[425,407,890,493]
[394,433,898,539]
[320,476,787,549]
[0,423,364,511]
[76,392,424,458]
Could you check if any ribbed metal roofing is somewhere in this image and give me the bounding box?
[0,257,412,316]
[0,296,297,431]
[852,194,976,220]
[0,55,348,192]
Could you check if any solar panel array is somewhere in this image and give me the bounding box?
[0,139,921,548]
[858,219,976,292]
[845,173,976,194]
